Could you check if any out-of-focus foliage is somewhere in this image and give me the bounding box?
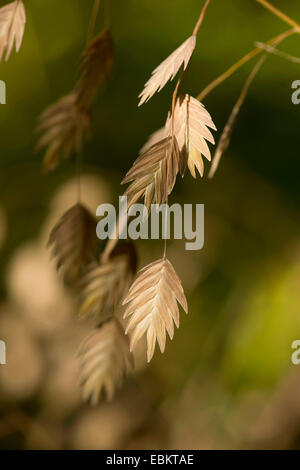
[0,0,300,449]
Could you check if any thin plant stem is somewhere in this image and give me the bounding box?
[197,28,295,101]
[76,151,82,202]
[193,0,211,36]
[208,56,267,179]
[255,41,300,64]
[256,0,300,33]
[86,0,102,45]
[208,30,293,178]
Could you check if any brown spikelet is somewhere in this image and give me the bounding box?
[79,318,134,404]
[48,203,97,282]
[76,28,114,110]
[37,93,91,172]
[79,242,137,320]
[0,0,26,62]
[122,136,180,211]
[123,258,188,363]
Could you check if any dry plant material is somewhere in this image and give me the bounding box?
[166,94,216,177]
[79,318,133,404]
[141,95,216,178]
[76,28,115,110]
[48,203,97,282]
[37,93,91,171]
[122,136,180,210]
[138,35,196,106]
[123,258,188,363]
[255,41,300,64]
[80,242,137,320]
[0,0,26,62]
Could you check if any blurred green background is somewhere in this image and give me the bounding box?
[0,0,300,450]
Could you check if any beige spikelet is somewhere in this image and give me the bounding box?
[0,0,26,62]
[167,94,216,177]
[48,203,97,282]
[138,35,196,106]
[76,28,114,110]
[141,95,216,178]
[79,318,134,404]
[37,92,91,172]
[123,258,188,363]
[122,136,180,211]
[80,242,137,320]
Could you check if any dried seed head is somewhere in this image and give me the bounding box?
[48,203,97,283]
[79,318,134,404]
[123,258,188,363]
[76,28,115,110]
[0,0,26,62]
[122,136,180,211]
[138,35,196,106]
[37,92,91,172]
[79,242,137,320]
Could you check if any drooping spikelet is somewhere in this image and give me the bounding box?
[79,318,134,404]
[123,258,188,362]
[79,242,137,320]
[122,136,180,210]
[48,203,97,282]
[138,35,196,106]
[76,28,115,110]
[37,93,91,171]
[0,0,26,62]
[141,95,216,178]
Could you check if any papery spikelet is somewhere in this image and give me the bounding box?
[80,242,137,320]
[122,136,180,211]
[0,0,26,62]
[138,35,196,106]
[123,258,188,362]
[48,203,97,282]
[79,318,134,404]
[37,93,91,171]
[167,94,216,177]
[141,95,216,178]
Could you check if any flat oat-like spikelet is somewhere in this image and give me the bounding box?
[141,95,216,178]
[0,0,26,62]
[80,242,137,320]
[76,28,114,110]
[122,136,180,211]
[79,318,134,404]
[167,94,217,177]
[123,258,188,363]
[48,203,97,282]
[138,35,196,106]
[37,93,91,171]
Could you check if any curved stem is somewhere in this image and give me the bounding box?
[256,0,300,33]
[86,0,102,44]
[197,28,295,101]
[208,28,295,178]
[193,0,211,36]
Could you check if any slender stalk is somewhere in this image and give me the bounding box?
[197,28,295,101]
[76,151,82,202]
[208,56,267,179]
[86,0,102,44]
[255,41,300,64]
[256,0,300,33]
[208,30,294,178]
[193,0,211,36]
